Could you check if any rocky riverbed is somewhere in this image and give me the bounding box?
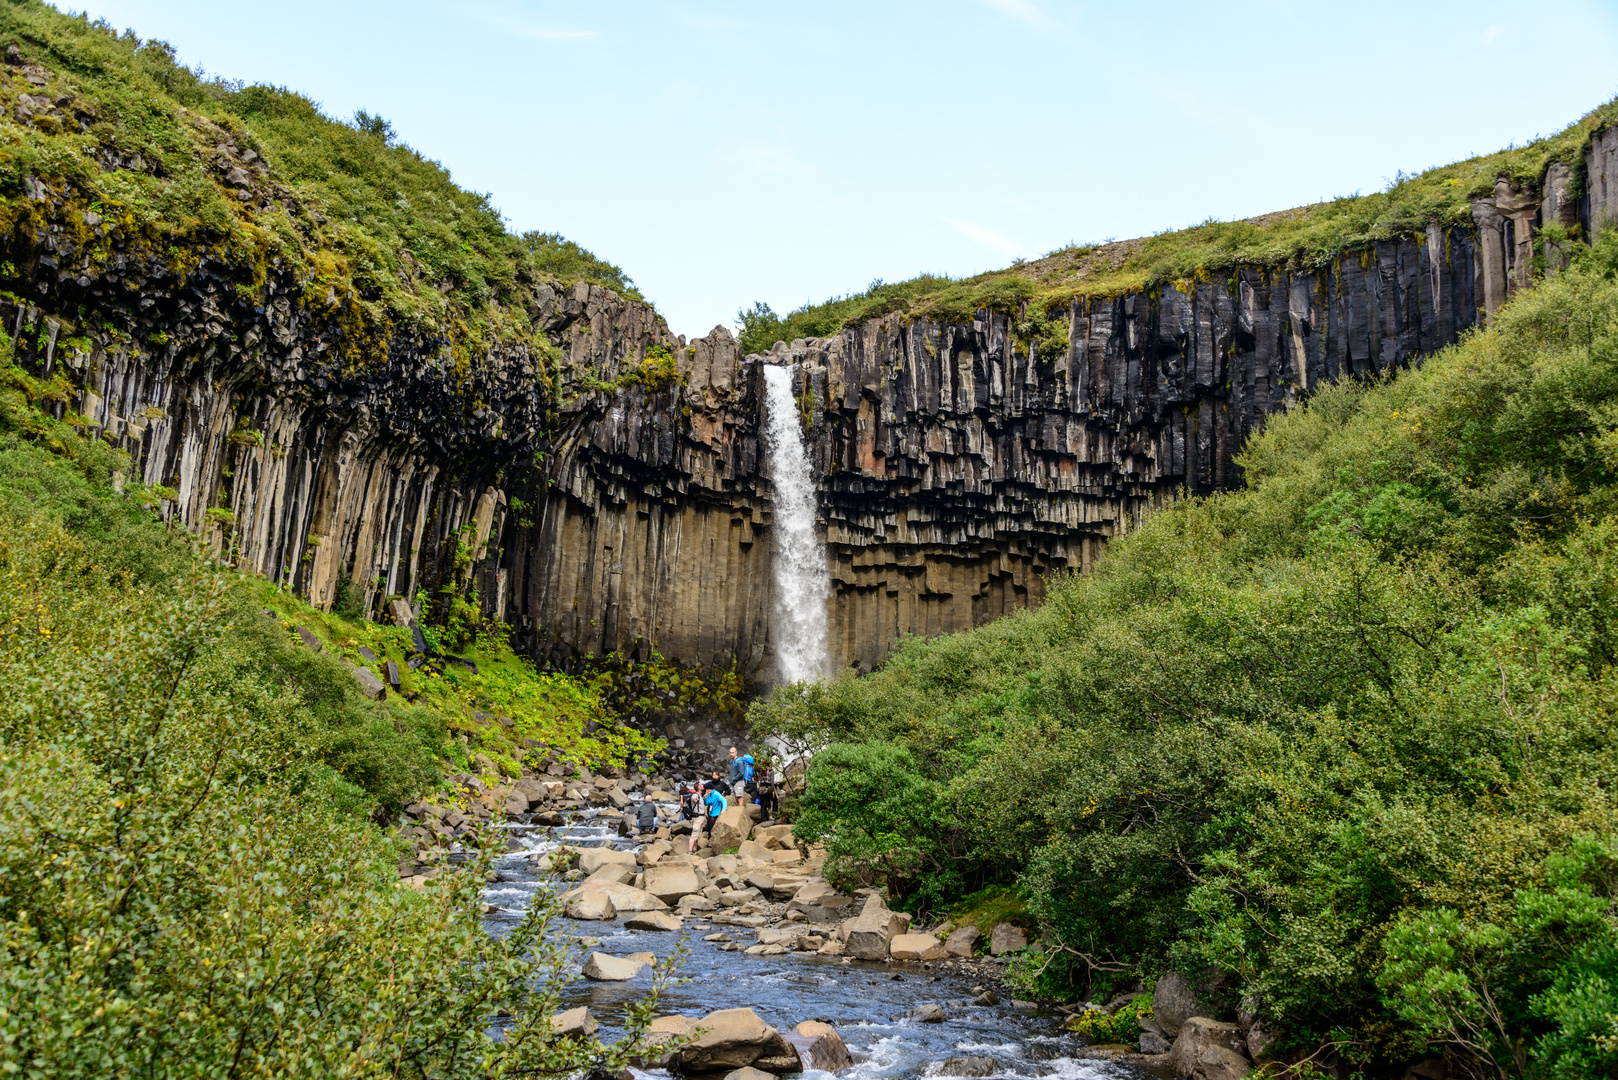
[474,792,1172,1080]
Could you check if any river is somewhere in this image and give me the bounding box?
[482,806,1158,1080]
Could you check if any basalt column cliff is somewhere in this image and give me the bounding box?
[3,32,1613,683]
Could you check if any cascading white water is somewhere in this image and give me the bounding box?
[762,364,829,685]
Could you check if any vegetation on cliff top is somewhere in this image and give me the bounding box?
[0,0,640,361]
[756,233,1618,1077]
[737,97,1618,356]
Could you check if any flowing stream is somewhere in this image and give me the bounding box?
[762,364,830,685]
[483,805,1154,1080]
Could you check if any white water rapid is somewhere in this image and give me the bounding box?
[762,364,829,685]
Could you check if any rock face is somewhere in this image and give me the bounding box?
[6,80,1612,691]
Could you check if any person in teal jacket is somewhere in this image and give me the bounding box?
[689,771,728,854]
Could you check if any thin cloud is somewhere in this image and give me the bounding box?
[948,218,1025,258]
[460,5,596,41]
[975,0,1061,30]
[1483,22,1508,43]
[729,142,812,178]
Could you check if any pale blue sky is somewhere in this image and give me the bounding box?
[72,0,1618,338]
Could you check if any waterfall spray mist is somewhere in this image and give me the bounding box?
[762,364,829,685]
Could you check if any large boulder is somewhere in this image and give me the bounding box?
[944,926,981,957]
[1169,1017,1250,1080]
[782,1020,852,1071]
[988,923,1027,955]
[890,933,949,961]
[638,1014,695,1067]
[788,880,855,923]
[642,863,703,903]
[1153,973,1206,1038]
[755,824,796,850]
[723,1069,777,1080]
[566,892,616,920]
[582,952,646,981]
[626,911,684,932]
[710,805,754,851]
[580,848,639,876]
[558,882,669,913]
[671,1008,798,1073]
[842,894,912,960]
[584,863,636,887]
[551,1006,597,1037]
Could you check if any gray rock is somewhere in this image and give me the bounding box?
[581,951,645,981]
[783,1020,853,1071]
[1152,972,1205,1037]
[550,1006,596,1037]
[1169,1017,1250,1080]
[906,1003,946,1023]
[351,665,386,700]
[988,923,1027,955]
[933,1056,1001,1077]
[843,894,911,960]
[294,626,322,653]
[625,910,683,932]
[945,925,982,957]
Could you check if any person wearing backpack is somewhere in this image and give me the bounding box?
[688,773,727,854]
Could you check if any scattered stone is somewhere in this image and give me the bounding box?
[550,1006,597,1037]
[625,911,683,932]
[352,665,386,700]
[945,925,982,958]
[579,848,639,876]
[972,991,996,1007]
[294,626,322,653]
[932,1056,1000,1077]
[988,922,1028,955]
[783,1020,853,1071]
[566,893,616,921]
[1168,1017,1251,1080]
[671,1008,799,1074]
[1152,972,1205,1038]
[703,932,732,942]
[722,1068,776,1080]
[890,933,949,961]
[843,894,912,960]
[557,882,668,913]
[581,951,645,981]
[642,863,702,904]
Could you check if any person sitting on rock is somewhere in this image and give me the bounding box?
[635,797,657,835]
[689,773,727,854]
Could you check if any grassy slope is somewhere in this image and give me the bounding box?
[0,1,639,363]
[738,98,1618,355]
[760,235,1618,1075]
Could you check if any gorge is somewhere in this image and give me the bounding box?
[1,28,1615,689]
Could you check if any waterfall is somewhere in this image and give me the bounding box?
[762,364,829,685]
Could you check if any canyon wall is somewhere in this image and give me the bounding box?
[6,131,1614,686]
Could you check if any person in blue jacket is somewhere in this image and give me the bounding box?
[688,770,728,854]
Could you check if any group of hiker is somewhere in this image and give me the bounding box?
[679,746,779,854]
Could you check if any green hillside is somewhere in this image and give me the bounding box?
[758,233,1618,1076]
[0,1,638,363]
